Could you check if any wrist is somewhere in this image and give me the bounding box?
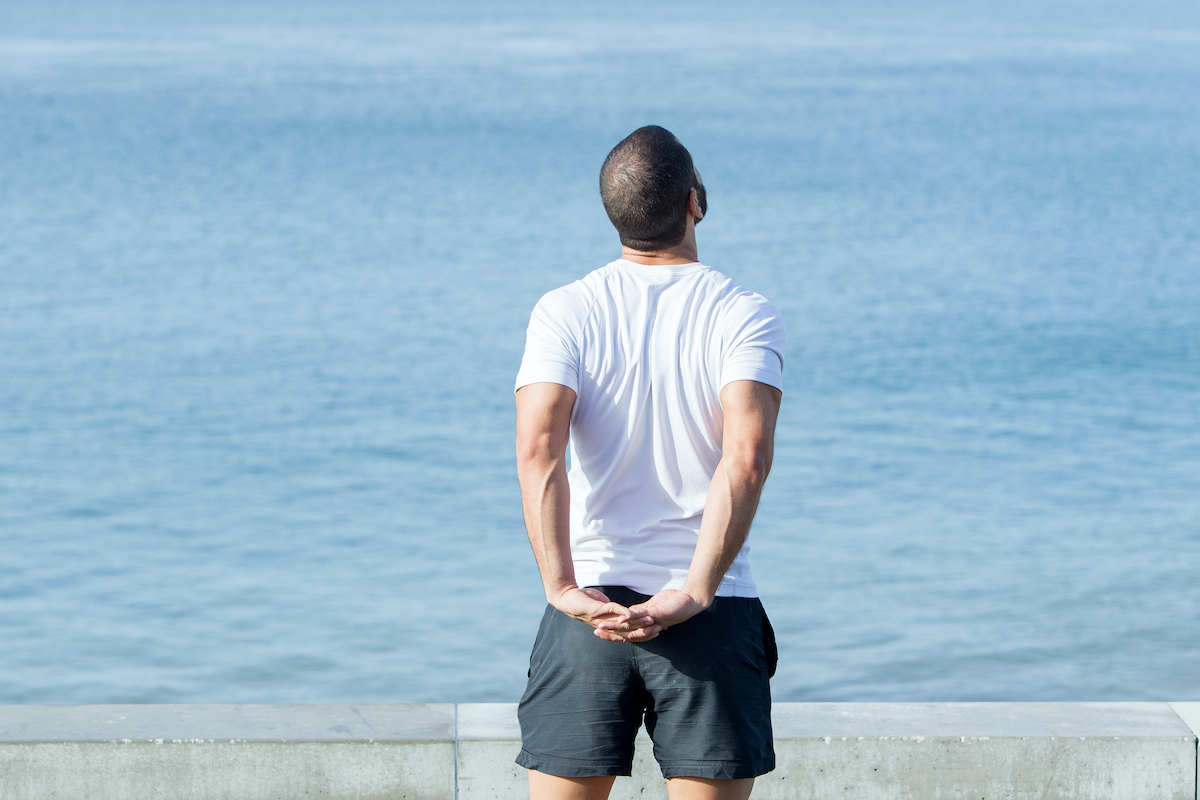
[545,582,579,604]
[679,583,715,610]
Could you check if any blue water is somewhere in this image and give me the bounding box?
[1,0,1198,704]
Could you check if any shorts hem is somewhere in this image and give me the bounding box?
[658,758,776,780]
[515,749,633,778]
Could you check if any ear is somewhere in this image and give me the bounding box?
[687,188,704,221]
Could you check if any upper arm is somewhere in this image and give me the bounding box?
[516,383,577,464]
[718,291,784,476]
[719,380,782,475]
[720,293,785,393]
[515,289,584,396]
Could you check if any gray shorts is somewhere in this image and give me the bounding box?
[516,586,776,780]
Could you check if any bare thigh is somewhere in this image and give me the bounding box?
[666,777,755,800]
[528,773,753,800]
[528,772,617,800]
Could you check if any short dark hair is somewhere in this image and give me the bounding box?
[599,125,697,251]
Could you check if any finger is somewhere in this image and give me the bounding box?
[596,615,656,632]
[625,626,661,642]
[624,615,656,629]
[626,624,662,640]
[594,623,662,642]
[600,602,633,621]
[583,604,630,624]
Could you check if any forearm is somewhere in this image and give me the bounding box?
[515,383,646,637]
[681,454,768,608]
[518,453,576,603]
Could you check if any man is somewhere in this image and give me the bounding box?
[514,125,784,800]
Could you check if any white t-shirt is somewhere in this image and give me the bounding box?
[515,259,785,598]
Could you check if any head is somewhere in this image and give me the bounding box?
[599,125,706,251]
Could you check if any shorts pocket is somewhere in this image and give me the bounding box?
[761,605,778,678]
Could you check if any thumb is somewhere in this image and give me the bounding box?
[599,601,633,618]
[580,587,612,604]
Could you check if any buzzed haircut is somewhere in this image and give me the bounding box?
[599,125,697,252]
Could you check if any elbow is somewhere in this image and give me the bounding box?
[515,434,565,474]
[515,438,541,468]
[726,449,770,489]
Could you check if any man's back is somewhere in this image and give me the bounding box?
[514,125,781,800]
[517,259,784,596]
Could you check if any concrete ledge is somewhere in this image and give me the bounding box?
[1,703,1195,799]
[766,703,1196,800]
[460,702,1197,800]
[1171,702,1200,741]
[0,704,455,800]
[1172,703,1200,800]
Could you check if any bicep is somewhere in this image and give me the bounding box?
[516,382,577,462]
[718,380,782,466]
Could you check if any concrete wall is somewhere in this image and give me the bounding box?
[0,704,454,800]
[1,703,1196,799]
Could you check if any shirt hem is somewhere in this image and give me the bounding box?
[720,368,783,393]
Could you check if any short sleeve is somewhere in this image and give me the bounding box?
[515,288,582,395]
[721,293,785,392]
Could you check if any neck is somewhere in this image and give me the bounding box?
[620,246,698,266]
[620,218,699,266]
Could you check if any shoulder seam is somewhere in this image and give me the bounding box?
[577,262,621,330]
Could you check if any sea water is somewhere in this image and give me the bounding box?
[1,0,1198,703]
